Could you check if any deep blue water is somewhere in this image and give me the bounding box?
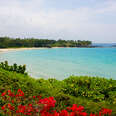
[0,48,116,80]
[92,43,116,47]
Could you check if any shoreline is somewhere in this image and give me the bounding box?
[0,46,115,53]
[0,47,48,53]
[0,47,75,53]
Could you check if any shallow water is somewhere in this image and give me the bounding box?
[0,48,116,80]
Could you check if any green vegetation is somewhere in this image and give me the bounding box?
[0,68,116,115]
[0,61,27,75]
[0,37,92,48]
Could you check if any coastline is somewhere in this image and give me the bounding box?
[0,47,48,53]
[0,46,115,53]
[0,47,72,53]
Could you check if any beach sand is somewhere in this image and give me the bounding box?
[0,47,68,53]
[0,47,48,53]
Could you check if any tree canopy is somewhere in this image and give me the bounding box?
[0,37,92,48]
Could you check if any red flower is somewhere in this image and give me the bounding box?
[7,103,15,111]
[17,89,22,92]
[28,104,32,107]
[39,96,56,111]
[8,103,12,108]
[59,110,68,116]
[7,90,15,97]
[1,92,6,97]
[100,108,112,115]
[33,96,36,99]
[16,89,24,97]
[37,95,42,99]
[0,89,113,116]
[90,113,98,116]
[11,100,14,104]
[69,112,76,116]
[52,111,59,116]
[1,105,6,110]
[79,112,88,116]
[8,90,11,93]
[70,104,78,111]
[68,104,84,112]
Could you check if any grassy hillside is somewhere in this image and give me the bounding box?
[0,68,116,115]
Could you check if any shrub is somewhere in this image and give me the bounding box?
[0,89,112,116]
[0,61,27,75]
[0,68,116,115]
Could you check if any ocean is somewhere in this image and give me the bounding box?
[0,47,116,80]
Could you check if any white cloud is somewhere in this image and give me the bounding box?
[95,0,116,14]
[0,0,116,42]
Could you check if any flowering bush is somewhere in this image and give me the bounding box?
[0,89,112,116]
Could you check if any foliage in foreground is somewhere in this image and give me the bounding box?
[0,89,112,116]
[0,61,27,75]
[0,68,116,115]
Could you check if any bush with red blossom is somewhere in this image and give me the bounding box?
[0,89,112,116]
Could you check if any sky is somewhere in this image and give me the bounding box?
[0,0,116,43]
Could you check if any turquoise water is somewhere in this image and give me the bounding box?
[0,48,116,80]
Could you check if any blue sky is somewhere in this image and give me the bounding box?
[0,0,116,43]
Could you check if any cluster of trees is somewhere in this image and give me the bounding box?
[0,37,92,48]
[0,61,27,75]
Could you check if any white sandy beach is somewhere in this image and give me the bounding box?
[0,47,68,53]
[0,47,48,53]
